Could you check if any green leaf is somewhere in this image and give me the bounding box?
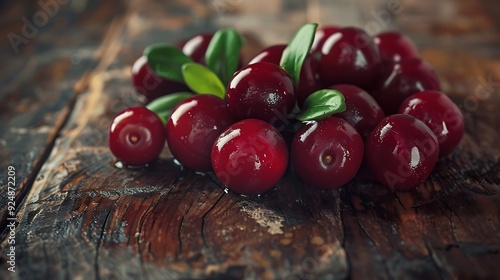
[146,92,194,123]
[205,28,244,85]
[144,44,192,82]
[182,63,226,98]
[279,23,318,86]
[296,89,346,121]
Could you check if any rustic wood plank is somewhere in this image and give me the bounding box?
[0,0,129,239]
[1,0,499,279]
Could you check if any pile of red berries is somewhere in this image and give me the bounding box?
[109,23,464,195]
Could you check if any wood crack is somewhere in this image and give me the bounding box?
[338,201,351,279]
[201,191,226,263]
[355,214,379,249]
[95,210,112,280]
[441,200,460,245]
[176,191,196,260]
[41,239,51,280]
[424,241,449,280]
[138,190,167,262]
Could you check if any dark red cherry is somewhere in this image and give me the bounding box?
[166,95,236,171]
[248,45,321,108]
[248,44,286,65]
[226,62,295,126]
[176,32,213,64]
[375,57,441,115]
[132,56,190,102]
[310,25,341,55]
[211,119,289,195]
[398,90,464,157]
[330,84,385,138]
[177,32,243,69]
[319,27,381,91]
[291,117,364,190]
[108,107,166,166]
[365,114,439,190]
[373,31,419,63]
[296,54,322,107]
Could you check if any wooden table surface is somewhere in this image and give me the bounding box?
[1,0,499,279]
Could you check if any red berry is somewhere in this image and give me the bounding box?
[248,44,286,65]
[248,45,321,108]
[398,91,464,157]
[211,119,289,195]
[373,31,419,63]
[108,107,166,166]
[291,117,364,189]
[310,25,341,55]
[319,27,381,91]
[177,32,243,68]
[296,55,322,107]
[166,95,236,171]
[132,56,189,102]
[176,32,213,64]
[365,114,439,190]
[330,84,385,138]
[375,57,441,114]
[226,62,295,125]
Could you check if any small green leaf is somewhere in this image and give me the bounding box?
[144,44,192,82]
[280,23,318,86]
[205,28,244,85]
[296,89,346,121]
[182,63,226,98]
[146,92,194,123]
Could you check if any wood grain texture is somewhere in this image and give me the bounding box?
[0,0,499,279]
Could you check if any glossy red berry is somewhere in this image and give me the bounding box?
[248,45,321,108]
[176,32,213,64]
[398,91,464,157]
[211,119,289,195]
[167,95,236,171]
[319,27,381,91]
[132,56,189,102]
[248,44,286,65]
[291,117,364,190]
[109,107,166,166]
[177,32,243,69]
[310,25,341,55]
[375,57,441,114]
[365,114,439,190]
[296,55,322,107]
[226,62,295,125]
[373,31,419,63]
[330,84,385,138]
